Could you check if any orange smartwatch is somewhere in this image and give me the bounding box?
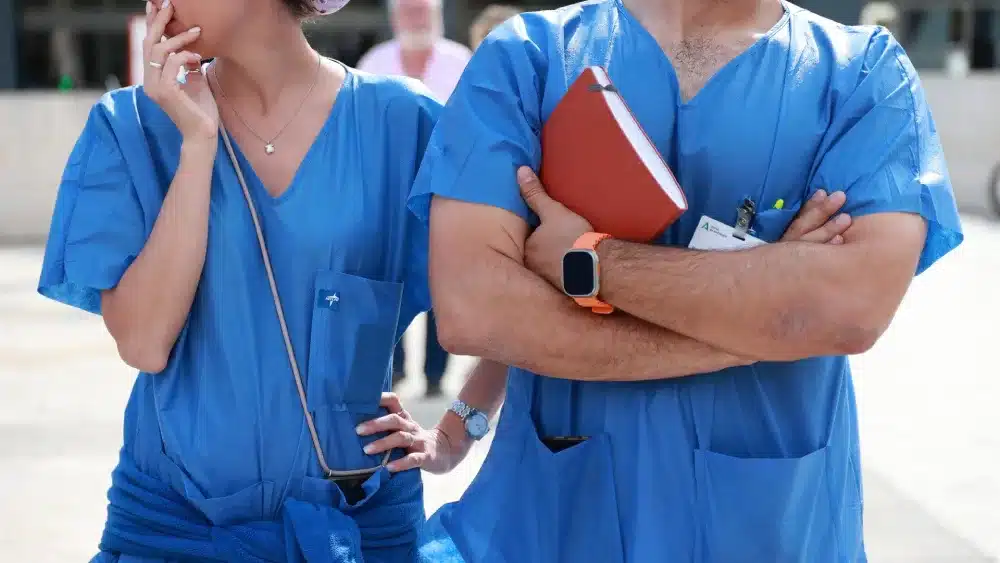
[562,232,614,314]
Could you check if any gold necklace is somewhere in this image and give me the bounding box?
[211,55,323,155]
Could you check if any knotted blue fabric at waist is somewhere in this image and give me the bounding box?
[93,450,423,562]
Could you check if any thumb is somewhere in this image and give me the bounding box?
[517,166,556,218]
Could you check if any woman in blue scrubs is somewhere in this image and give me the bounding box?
[37,0,446,560]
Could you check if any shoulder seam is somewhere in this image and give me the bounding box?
[74,111,103,188]
[890,46,921,178]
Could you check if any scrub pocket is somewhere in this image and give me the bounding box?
[694,446,836,563]
[449,411,625,563]
[307,270,403,415]
[750,205,800,243]
[152,446,279,526]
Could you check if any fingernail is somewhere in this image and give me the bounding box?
[517,167,533,183]
[831,235,844,245]
[355,424,367,434]
[363,445,375,454]
[162,0,170,8]
[812,189,827,201]
[835,213,851,226]
[146,2,152,14]
[189,27,201,34]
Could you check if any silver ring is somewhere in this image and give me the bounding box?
[148,61,163,69]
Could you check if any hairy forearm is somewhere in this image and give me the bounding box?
[598,238,895,360]
[101,138,216,372]
[435,250,752,381]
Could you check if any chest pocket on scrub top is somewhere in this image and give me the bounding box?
[308,270,403,414]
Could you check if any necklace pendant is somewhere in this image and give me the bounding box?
[264,143,276,155]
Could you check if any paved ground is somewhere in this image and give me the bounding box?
[1,216,999,562]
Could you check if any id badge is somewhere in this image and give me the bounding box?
[688,215,768,251]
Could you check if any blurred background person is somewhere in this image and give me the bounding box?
[859,1,898,33]
[358,0,471,102]
[468,4,521,50]
[358,0,472,398]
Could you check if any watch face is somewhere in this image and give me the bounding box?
[562,250,598,297]
[465,413,490,440]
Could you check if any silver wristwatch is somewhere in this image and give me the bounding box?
[449,399,490,441]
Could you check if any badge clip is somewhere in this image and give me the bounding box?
[733,198,756,241]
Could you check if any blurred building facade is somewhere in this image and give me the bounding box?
[2,0,1000,241]
[0,0,997,91]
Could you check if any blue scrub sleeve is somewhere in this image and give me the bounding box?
[810,31,963,275]
[408,18,548,227]
[38,106,146,315]
[389,91,443,324]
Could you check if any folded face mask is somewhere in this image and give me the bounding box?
[311,0,350,14]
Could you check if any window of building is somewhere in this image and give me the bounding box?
[884,1,999,71]
[14,30,50,88]
[970,8,998,69]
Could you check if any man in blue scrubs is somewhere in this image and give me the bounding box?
[404,0,963,560]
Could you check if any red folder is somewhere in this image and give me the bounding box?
[540,66,687,242]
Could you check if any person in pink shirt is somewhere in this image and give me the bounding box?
[358,0,471,397]
[357,0,472,103]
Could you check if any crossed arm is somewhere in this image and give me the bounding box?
[431,196,750,381]
[431,181,925,380]
[363,183,927,471]
[597,213,926,361]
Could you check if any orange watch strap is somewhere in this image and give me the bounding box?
[577,297,614,315]
[574,232,612,250]
[571,233,614,314]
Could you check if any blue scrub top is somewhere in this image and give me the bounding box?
[411,2,963,562]
[39,68,440,561]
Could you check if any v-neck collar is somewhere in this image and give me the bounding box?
[223,63,351,204]
[613,0,791,106]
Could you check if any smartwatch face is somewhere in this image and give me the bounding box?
[562,250,598,297]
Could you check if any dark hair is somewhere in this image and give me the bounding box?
[282,0,315,18]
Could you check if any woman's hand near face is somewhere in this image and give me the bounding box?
[143,1,218,141]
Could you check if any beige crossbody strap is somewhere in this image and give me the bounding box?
[218,125,391,479]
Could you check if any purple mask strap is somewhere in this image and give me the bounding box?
[311,0,350,14]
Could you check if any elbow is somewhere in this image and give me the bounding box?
[828,290,897,356]
[775,300,888,358]
[829,322,884,356]
[109,324,170,373]
[435,306,487,357]
[433,292,495,358]
[101,293,171,373]
[822,300,892,357]
[116,338,170,373]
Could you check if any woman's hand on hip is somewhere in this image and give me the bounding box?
[357,393,469,475]
[143,1,218,141]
